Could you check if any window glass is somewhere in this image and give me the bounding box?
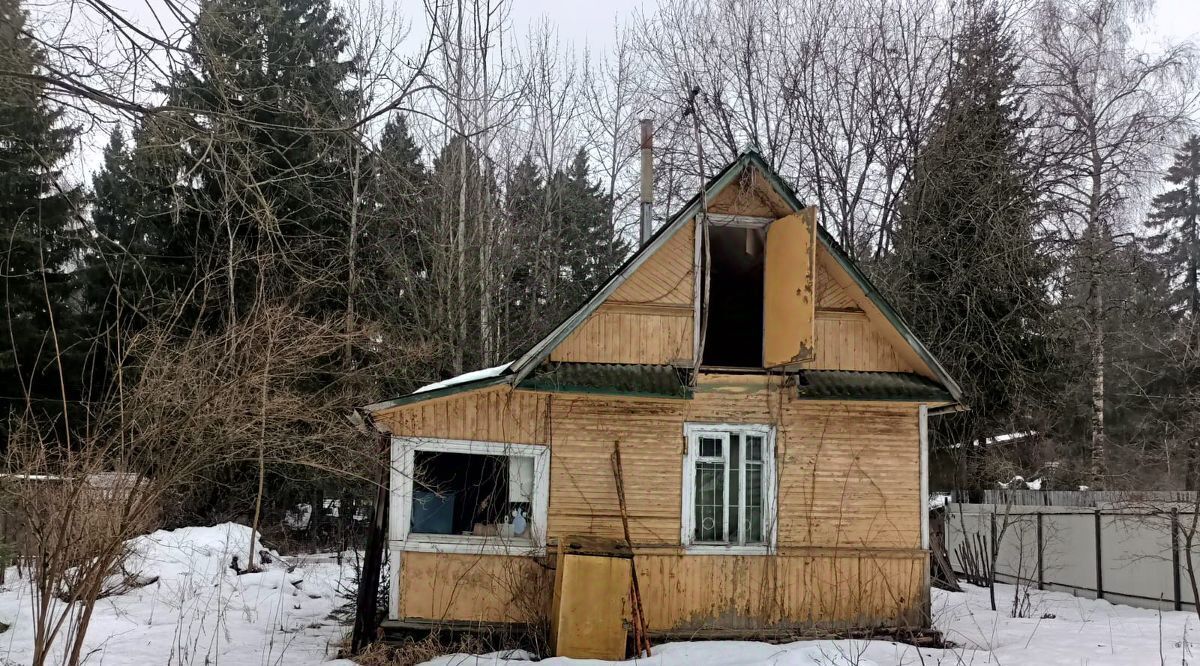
[688,427,770,548]
[695,460,724,542]
[699,436,722,458]
[411,451,534,539]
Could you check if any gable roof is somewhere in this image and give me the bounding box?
[364,149,964,413]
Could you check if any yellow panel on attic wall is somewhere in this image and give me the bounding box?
[550,219,695,364]
[610,218,694,306]
[809,314,915,373]
[811,246,937,379]
[549,309,692,364]
[763,208,818,368]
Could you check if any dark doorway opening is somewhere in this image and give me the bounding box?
[701,225,765,368]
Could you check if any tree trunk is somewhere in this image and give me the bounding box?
[1186,140,1199,490]
[1087,142,1107,490]
[452,0,467,376]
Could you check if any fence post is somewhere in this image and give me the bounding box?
[1173,508,1182,612]
[990,510,998,562]
[1036,512,1044,591]
[1094,510,1104,601]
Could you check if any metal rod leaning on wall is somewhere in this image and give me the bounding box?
[611,440,651,657]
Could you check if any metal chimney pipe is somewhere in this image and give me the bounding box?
[639,119,654,246]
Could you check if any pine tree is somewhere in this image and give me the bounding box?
[0,0,84,431]
[366,114,434,392]
[502,154,549,356]
[891,2,1050,487]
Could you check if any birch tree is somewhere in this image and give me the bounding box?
[1031,0,1194,487]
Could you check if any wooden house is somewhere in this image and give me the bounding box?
[364,150,964,641]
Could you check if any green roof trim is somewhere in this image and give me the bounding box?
[361,372,512,412]
[795,370,953,402]
[518,362,693,399]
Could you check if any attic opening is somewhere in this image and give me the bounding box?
[701,224,767,368]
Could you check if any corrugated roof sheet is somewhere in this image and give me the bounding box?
[796,370,953,402]
[517,363,951,403]
[518,362,692,399]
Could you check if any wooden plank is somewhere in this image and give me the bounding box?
[630,552,925,631]
[763,208,818,368]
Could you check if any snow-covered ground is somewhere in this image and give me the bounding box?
[3,522,1199,665]
[418,584,1200,666]
[0,523,351,665]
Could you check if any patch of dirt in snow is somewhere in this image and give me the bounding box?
[0,522,352,665]
[414,584,1200,666]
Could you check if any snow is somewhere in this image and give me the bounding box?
[413,362,513,394]
[7,522,1200,666]
[413,583,1200,666]
[0,523,352,665]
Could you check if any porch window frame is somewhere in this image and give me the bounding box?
[390,436,550,556]
[681,422,777,555]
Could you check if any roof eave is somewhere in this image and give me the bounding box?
[362,372,514,413]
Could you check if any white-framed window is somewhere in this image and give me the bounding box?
[681,423,776,554]
[390,437,550,556]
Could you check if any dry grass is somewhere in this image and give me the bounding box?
[354,634,492,666]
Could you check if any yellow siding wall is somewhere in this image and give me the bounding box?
[547,387,920,549]
[811,314,915,373]
[635,552,925,630]
[398,548,925,631]
[547,308,693,365]
[373,386,549,445]
[387,384,926,630]
[399,551,550,623]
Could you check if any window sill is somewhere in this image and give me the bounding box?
[684,544,774,556]
[394,534,544,556]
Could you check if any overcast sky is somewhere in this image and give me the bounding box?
[59,0,1200,181]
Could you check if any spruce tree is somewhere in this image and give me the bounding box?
[552,149,628,308]
[159,0,360,323]
[891,2,1050,485]
[1147,136,1200,487]
[1148,136,1200,338]
[0,0,84,431]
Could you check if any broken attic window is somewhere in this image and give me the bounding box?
[410,450,535,539]
[702,225,766,368]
